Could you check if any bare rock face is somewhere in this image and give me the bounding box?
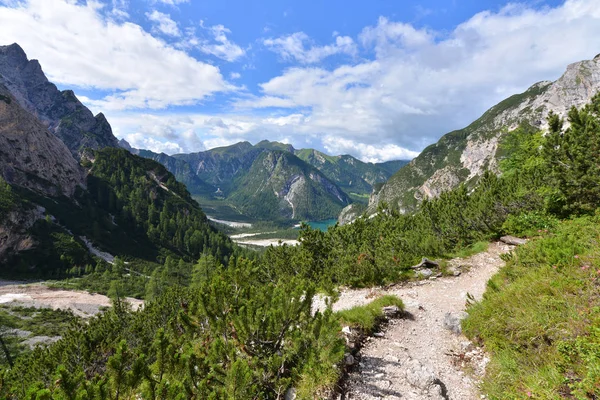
[370,55,600,213]
[0,85,85,197]
[0,43,119,158]
[337,203,365,225]
[0,206,45,262]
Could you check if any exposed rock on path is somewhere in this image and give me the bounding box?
[336,242,513,399]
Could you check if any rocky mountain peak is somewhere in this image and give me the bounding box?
[0,43,119,158]
[0,84,85,197]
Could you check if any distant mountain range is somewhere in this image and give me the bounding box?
[0,42,408,232]
[126,139,408,221]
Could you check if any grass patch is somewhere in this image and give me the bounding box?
[446,241,489,259]
[335,295,404,334]
[463,215,600,399]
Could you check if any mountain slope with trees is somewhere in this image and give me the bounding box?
[370,54,600,213]
[134,141,406,221]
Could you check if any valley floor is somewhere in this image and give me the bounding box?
[0,281,143,318]
[326,242,513,399]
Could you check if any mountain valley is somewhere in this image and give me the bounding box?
[1,36,600,400]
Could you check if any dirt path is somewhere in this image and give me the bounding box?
[335,242,513,400]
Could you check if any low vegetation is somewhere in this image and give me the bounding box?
[462,94,600,398]
[463,216,600,398]
[336,295,404,334]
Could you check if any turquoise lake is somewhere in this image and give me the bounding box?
[304,219,338,231]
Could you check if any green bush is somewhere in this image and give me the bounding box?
[501,210,559,237]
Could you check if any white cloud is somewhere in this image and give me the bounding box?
[146,10,181,37]
[243,0,600,156]
[154,0,188,5]
[197,22,245,62]
[322,137,419,163]
[125,133,184,154]
[105,110,414,162]
[4,0,600,164]
[264,32,357,64]
[0,0,230,110]
[230,72,241,79]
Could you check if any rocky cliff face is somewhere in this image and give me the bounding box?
[0,84,85,197]
[0,43,119,158]
[370,55,600,213]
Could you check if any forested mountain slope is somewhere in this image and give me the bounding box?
[2,148,235,277]
[228,150,350,220]
[370,54,600,213]
[294,148,407,201]
[0,44,234,276]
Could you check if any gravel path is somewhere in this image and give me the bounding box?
[336,242,513,400]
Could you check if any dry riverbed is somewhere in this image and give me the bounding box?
[0,281,143,318]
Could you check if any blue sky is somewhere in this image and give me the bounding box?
[0,0,599,161]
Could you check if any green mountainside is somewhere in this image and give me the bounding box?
[228,150,350,221]
[134,140,406,221]
[294,148,407,201]
[2,148,235,277]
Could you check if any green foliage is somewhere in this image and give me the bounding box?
[335,295,404,333]
[0,306,80,367]
[501,210,559,237]
[0,260,347,399]
[463,216,600,398]
[543,93,600,215]
[0,177,15,220]
[262,169,540,288]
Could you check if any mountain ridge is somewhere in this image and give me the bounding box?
[369,54,600,213]
[134,140,407,221]
[0,43,119,158]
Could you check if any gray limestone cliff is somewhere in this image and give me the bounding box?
[0,84,85,197]
[0,43,119,158]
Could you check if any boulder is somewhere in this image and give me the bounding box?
[411,258,439,269]
[499,236,528,246]
[443,312,468,335]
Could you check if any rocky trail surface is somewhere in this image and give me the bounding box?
[333,242,513,400]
